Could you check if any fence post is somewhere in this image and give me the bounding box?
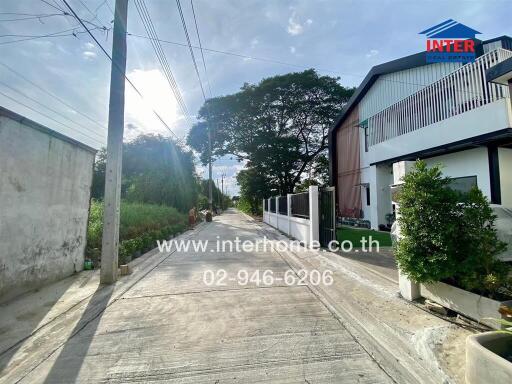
[275,196,279,228]
[287,193,292,236]
[262,199,265,223]
[308,186,319,247]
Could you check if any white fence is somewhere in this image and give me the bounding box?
[262,186,319,246]
[368,48,512,146]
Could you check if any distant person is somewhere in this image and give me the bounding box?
[188,207,196,227]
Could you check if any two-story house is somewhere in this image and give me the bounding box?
[328,36,512,230]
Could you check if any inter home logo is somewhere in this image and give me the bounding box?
[419,19,481,63]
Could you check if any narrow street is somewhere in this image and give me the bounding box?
[1,210,398,383]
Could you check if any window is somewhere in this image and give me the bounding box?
[448,176,477,195]
[366,187,371,206]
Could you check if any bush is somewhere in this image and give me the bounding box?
[395,160,509,297]
[86,200,188,264]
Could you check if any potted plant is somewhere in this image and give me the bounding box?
[466,303,512,384]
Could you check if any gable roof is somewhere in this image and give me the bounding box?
[328,49,432,133]
[419,19,481,39]
[329,36,512,135]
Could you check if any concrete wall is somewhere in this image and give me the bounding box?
[499,147,512,207]
[0,108,96,302]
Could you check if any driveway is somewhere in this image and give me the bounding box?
[0,209,395,383]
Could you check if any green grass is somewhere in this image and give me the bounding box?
[336,226,392,248]
[86,200,188,264]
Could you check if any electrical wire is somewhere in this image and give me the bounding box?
[0,80,105,139]
[175,0,206,102]
[61,0,187,146]
[190,0,212,98]
[0,89,103,145]
[0,13,63,22]
[133,0,192,128]
[0,62,107,131]
[0,25,107,45]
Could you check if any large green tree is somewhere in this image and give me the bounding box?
[187,69,354,195]
[92,134,200,212]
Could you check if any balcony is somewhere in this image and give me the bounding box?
[368,49,512,146]
[367,48,512,164]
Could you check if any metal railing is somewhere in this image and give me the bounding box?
[368,48,512,146]
[278,196,287,215]
[269,198,276,213]
[291,192,309,219]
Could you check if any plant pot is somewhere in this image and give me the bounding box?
[466,332,512,384]
[420,281,502,328]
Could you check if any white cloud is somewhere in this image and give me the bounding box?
[287,12,303,35]
[365,49,379,58]
[83,42,95,50]
[82,51,97,60]
[287,12,312,36]
[250,37,259,48]
[290,46,296,54]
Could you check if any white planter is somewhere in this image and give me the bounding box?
[420,281,501,329]
[466,332,512,384]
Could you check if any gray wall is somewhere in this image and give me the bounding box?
[0,108,96,302]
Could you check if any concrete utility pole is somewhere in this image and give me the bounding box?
[100,0,128,285]
[221,173,225,211]
[208,127,213,213]
[216,178,220,209]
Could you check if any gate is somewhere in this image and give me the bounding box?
[319,187,336,247]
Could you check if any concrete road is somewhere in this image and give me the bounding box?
[1,210,396,383]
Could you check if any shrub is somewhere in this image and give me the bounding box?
[395,160,509,297]
[86,200,188,263]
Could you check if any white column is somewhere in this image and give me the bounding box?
[392,161,420,301]
[308,186,319,247]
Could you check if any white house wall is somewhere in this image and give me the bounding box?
[359,62,461,122]
[423,148,491,199]
[499,147,512,207]
[368,98,512,164]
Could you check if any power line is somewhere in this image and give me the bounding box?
[133,0,192,128]
[190,0,212,98]
[0,13,63,22]
[61,0,186,145]
[175,0,207,102]
[39,0,66,13]
[0,80,105,139]
[0,89,103,145]
[0,25,108,45]
[126,32,352,78]
[0,62,107,131]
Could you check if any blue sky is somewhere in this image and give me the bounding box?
[0,0,510,194]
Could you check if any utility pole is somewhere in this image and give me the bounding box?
[221,173,225,211]
[216,178,220,210]
[208,127,213,215]
[100,0,128,285]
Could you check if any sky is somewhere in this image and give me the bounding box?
[0,0,510,195]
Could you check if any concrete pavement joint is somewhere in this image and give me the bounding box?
[10,223,209,384]
[119,284,300,300]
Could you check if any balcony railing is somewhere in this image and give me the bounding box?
[368,48,512,146]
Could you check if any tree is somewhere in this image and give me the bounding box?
[236,167,275,214]
[187,69,354,194]
[91,134,200,212]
